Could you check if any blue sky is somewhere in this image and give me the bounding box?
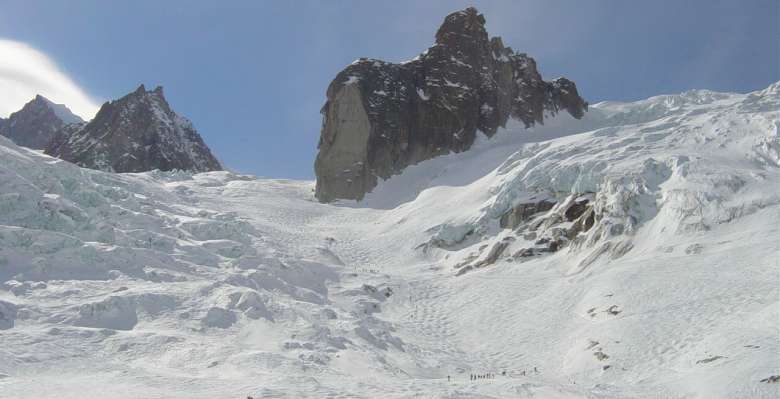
[1,0,777,178]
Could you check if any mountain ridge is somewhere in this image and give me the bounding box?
[44,84,222,173]
[0,94,83,149]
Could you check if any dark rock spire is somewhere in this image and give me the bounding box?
[314,7,587,202]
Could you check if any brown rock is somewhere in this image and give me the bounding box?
[500,199,556,229]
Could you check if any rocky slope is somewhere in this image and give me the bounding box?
[314,7,587,202]
[0,95,83,149]
[45,85,222,173]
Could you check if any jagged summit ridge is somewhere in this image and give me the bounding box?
[314,7,587,202]
[0,95,83,149]
[45,84,222,173]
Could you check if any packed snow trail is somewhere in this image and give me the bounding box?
[1,83,779,398]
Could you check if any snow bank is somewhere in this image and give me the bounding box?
[72,295,137,330]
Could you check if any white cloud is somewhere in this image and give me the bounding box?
[0,39,100,120]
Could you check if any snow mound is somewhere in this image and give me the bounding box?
[71,295,137,330]
[201,307,237,329]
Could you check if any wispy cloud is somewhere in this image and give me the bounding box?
[0,39,100,119]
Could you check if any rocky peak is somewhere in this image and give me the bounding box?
[434,7,490,62]
[314,7,588,202]
[0,95,83,149]
[45,85,222,173]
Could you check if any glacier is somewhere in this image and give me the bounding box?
[0,83,778,398]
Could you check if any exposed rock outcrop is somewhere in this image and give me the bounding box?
[45,85,222,173]
[452,193,599,275]
[0,95,83,149]
[314,7,587,202]
[499,197,556,229]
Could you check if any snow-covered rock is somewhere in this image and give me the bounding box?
[201,307,237,329]
[232,290,273,321]
[72,295,137,330]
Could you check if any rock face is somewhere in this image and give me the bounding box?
[45,85,222,173]
[454,193,597,275]
[499,198,556,229]
[0,95,84,149]
[314,7,587,202]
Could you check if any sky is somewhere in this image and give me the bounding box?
[0,0,777,179]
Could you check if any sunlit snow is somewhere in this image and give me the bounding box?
[0,83,778,398]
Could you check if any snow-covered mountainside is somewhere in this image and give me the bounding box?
[45,85,222,173]
[0,83,778,398]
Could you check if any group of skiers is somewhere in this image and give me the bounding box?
[469,373,496,380]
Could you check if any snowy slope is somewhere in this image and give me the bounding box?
[0,83,778,398]
[39,96,84,125]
